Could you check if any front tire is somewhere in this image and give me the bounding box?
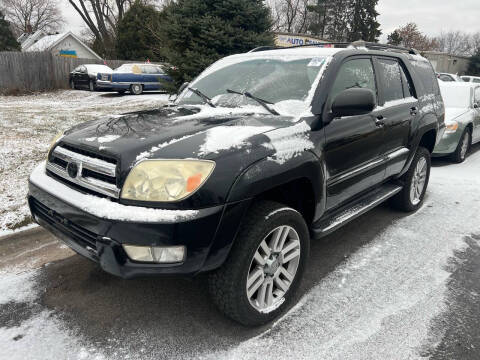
[130,84,143,95]
[391,146,431,212]
[89,80,95,91]
[208,201,310,326]
[451,128,471,163]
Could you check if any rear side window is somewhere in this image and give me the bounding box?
[463,77,471,82]
[330,58,377,103]
[473,79,480,83]
[475,87,480,102]
[410,59,441,96]
[377,58,403,103]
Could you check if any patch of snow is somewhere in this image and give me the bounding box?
[262,121,314,164]
[376,96,417,110]
[198,125,274,156]
[0,268,37,305]
[29,162,198,223]
[0,223,39,239]
[135,134,199,161]
[85,134,121,143]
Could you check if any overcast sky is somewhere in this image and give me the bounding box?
[60,0,480,40]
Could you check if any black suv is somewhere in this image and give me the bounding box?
[28,42,445,326]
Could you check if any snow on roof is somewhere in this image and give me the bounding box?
[25,33,66,52]
[20,30,46,50]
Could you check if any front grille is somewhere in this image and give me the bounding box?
[30,197,98,251]
[47,144,120,198]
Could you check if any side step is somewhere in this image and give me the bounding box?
[311,184,402,239]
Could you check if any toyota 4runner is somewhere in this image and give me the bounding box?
[28,42,445,326]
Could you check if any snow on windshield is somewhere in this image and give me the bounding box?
[440,85,472,108]
[177,54,332,117]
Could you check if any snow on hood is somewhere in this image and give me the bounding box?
[444,108,470,124]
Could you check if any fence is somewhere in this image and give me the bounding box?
[0,51,130,94]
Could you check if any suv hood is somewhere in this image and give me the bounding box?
[61,105,305,170]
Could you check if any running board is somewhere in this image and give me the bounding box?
[311,184,402,239]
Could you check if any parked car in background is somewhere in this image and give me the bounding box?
[433,82,480,162]
[437,72,464,82]
[96,63,172,95]
[69,64,113,91]
[29,43,443,326]
[461,75,480,83]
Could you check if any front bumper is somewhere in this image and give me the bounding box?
[95,80,113,89]
[432,128,463,156]
[28,163,250,278]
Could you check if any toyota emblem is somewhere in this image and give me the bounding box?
[66,162,79,178]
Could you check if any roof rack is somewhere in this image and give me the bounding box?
[249,40,419,55]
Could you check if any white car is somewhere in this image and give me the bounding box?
[433,82,480,162]
[461,75,480,83]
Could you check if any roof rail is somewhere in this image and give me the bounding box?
[249,40,419,55]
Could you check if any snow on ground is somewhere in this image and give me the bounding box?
[0,90,169,233]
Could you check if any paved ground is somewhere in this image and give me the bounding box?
[0,146,479,359]
[0,90,169,233]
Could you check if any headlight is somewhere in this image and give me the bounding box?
[121,159,215,202]
[445,122,458,133]
[48,131,64,156]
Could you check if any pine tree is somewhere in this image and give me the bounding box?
[467,52,480,76]
[0,10,20,51]
[347,0,381,42]
[307,0,331,39]
[387,30,403,46]
[115,1,158,61]
[153,0,274,90]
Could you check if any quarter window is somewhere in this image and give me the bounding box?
[377,58,403,103]
[330,58,377,104]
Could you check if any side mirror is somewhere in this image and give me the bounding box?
[331,88,376,118]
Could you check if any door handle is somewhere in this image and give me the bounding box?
[410,106,418,116]
[375,115,385,127]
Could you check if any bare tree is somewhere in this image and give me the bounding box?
[434,31,472,56]
[2,0,64,36]
[67,0,135,57]
[270,0,311,34]
[388,23,437,51]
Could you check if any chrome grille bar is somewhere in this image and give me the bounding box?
[46,162,120,198]
[47,145,120,198]
[52,146,116,177]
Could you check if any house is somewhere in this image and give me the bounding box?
[19,31,101,60]
[422,51,470,75]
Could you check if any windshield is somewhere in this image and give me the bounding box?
[440,85,472,108]
[177,55,327,114]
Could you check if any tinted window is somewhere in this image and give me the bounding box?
[400,65,415,98]
[330,58,376,103]
[378,58,403,103]
[473,79,480,83]
[462,77,471,82]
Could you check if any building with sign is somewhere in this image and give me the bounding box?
[274,32,331,48]
[20,31,101,60]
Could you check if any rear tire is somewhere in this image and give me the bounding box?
[451,128,471,163]
[208,201,310,326]
[130,84,143,95]
[390,146,431,212]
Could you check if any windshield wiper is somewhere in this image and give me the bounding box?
[188,87,216,108]
[226,89,279,115]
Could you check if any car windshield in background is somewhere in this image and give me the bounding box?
[440,85,471,108]
[177,56,327,110]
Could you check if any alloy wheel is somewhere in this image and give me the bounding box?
[246,225,301,313]
[409,156,427,205]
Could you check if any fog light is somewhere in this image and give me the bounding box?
[123,245,185,263]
